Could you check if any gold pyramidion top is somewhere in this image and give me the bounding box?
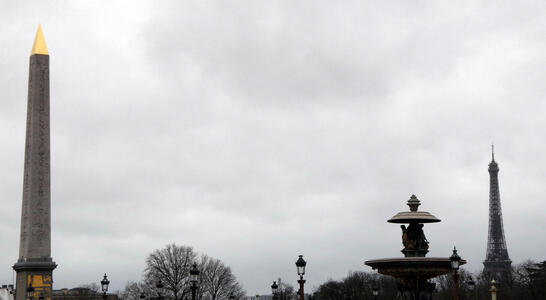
[31,24,49,56]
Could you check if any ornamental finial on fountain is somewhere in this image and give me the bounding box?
[407,195,420,212]
[388,195,440,224]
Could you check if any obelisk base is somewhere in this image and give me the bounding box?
[13,259,57,300]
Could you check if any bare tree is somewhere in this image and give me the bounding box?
[199,255,244,300]
[144,243,197,300]
[313,271,397,300]
[276,282,295,300]
[120,281,156,300]
[122,244,246,300]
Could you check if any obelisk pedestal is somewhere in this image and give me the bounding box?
[13,25,57,300]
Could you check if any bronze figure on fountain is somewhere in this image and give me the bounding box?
[395,195,433,257]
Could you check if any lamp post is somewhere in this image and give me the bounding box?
[467,277,475,300]
[156,280,164,300]
[450,247,461,300]
[271,281,278,300]
[295,255,307,300]
[372,284,380,300]
[101,274,110,300]
[229,293,235,300]
[190,263,200,300]
[26,283,35,300]
[140,292,146,300]
[489,280,497,300]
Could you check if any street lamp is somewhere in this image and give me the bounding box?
[190,263,200,300]
[156,280,164,300]
[489,280,497,300]
[450,247,461,300]
[26,283,35,300]
[101,274,110,300]
[467,277,475,299]
[372,284,380,300]
[295,255,307,300]
[229,293,235,300]
[271,281,278,300]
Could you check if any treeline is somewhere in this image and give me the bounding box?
[312,260,545,300]
[312,271,397,300]
[434,260,546,300]
[120,244,245,300]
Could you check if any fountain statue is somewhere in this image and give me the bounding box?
[365,195,465,300]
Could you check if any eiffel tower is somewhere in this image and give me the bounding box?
[483,146,512,282]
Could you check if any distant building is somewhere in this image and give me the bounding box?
[242,294,312,300]
[52,288,118,300]
[0,286,118,300]
[242,296,272,300]
[0,285,15,300]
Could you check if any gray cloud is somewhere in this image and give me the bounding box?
[0,0,545,295]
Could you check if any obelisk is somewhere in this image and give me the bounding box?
[13,25,57,300]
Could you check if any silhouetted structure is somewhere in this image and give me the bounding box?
[366,195,465,300]
[483,148,512,282]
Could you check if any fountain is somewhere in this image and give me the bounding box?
[365,195,465,299]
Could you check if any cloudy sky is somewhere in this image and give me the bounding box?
[0,0,545,295]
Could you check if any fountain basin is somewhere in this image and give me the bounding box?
[365,257,466,279]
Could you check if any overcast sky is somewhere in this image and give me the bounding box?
[0,0,545,296]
